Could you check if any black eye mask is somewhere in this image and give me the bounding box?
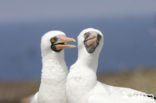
[50,37,62,52]
[83,32,101,53]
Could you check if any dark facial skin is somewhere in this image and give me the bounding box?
[83,32,101,53]
[50,36,63,52]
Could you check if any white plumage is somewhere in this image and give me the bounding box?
[31,31,75,103]
[66,28,156,103]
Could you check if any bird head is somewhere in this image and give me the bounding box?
[41,30,76,57]
[78,28,104,55]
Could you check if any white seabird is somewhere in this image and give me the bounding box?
[31,30,75,103]
[66,28,156,103]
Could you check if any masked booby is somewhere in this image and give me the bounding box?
[31,30,75,103]
[66,28,156,103]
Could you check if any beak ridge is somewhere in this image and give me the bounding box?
[55,35,76,49]
[57,35,76,43]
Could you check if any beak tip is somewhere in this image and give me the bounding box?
[72,39,76,42]
[69,45,76,48]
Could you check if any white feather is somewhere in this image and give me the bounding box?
[66,28,156,103]
[31,31,68,103]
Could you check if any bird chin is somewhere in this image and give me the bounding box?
[84,36,100,53]
[85,44,97,53]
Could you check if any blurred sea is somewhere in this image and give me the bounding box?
[0,16,156,80]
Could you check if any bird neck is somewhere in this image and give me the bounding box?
[67,49,98,103]
[76,48,99,72]
[38,51,68,103]
[41,51,68,80]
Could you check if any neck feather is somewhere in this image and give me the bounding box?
[74,47,99,72]
[41,51,68,79]
[38,51,68,102]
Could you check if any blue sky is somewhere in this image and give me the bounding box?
[0,0,156,22]
[0,0,156,79]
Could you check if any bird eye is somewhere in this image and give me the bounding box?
[84,34,87,38]
[51,39,55,43]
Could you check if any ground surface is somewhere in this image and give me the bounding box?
[0,68,156,103]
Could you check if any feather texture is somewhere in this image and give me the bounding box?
[31,31,68,103]
[66,28,156,103]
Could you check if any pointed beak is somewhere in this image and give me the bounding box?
[85,35,97,47]
[85,33,101,47]
[55,44,76,49]
[84,33,102,53]
[57,35,76,43]
[55,35,76,50]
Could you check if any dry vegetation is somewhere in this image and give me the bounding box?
[0,68,156,103]
[98,68,156,95]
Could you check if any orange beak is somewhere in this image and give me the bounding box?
[86,36,97,46]
[55,35,76,50]
[85,34,98,47]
